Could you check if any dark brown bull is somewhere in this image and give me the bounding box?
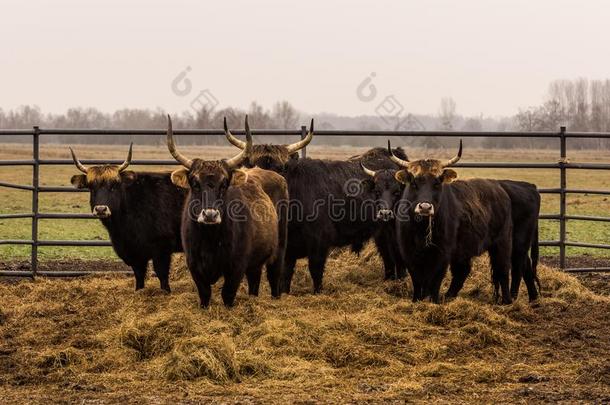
[167,116,288,307]
[362,149,541,301]
[224,123,408,292]
[390,141,514,304]
[69,145,186,292]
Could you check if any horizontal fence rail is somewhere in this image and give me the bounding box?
[1,125,609,277]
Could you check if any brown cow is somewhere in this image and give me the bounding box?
[167,115,288,307]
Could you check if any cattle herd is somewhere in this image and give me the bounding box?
[69,115,541,307]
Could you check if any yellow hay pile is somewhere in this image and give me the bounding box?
[0,245,608,403]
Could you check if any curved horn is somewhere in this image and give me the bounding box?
[223,116,247,149]
[69,147,88,173]
[360,162,377,178]
[166,115,193,168]
[387,140,410,168]
[224,115,252,169]
[286,118,314,154]
[117,142,133,172]
[441,139,462,168]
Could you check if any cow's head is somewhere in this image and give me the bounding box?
[389,140,462,217]
[360,164,403,222]
[69,144,135,219]
[224,119,314,172]
[167,115,251,225]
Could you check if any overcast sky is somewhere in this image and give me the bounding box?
[1,0,608,118]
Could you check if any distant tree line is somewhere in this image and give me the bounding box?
[1,81,609,149]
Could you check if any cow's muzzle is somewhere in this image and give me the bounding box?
[376,209,395,222]
[92,205,111,218]
[198,208,221,225]
[414,202,434,217]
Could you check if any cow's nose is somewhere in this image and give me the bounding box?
[93,205,111,217]
[376,209,394,222]
[415,202,434,216]
[198,209,221,224]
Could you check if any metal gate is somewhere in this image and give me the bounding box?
[1,126,609,277]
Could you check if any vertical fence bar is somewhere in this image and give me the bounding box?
[300,125,307,158]
[31,126,40,277]
[559,126,567,270]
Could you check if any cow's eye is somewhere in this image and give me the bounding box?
[394,190,401,197]
[410,182,418,190]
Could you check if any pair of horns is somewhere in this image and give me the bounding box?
[386,140,462,169]
[70,143,133,174]
[166,115,252,169]
[225,118,314,153]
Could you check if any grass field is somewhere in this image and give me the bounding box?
[0,247,609,403]
[1,143,609,262]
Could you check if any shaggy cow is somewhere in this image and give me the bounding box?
[224,123,408,292]
[363,151,541,301]
[360,164,407,280]
[390,141,514,304]
[167,116,288,307]
[69,145,186,292]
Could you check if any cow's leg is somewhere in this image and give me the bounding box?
[308,250,328,294]
[266,259,283,299]
[429,264,448,304]
[374,233,396,280]
[446,260,471,299]
[489,243,512,305]
[189,270,211,308]
[246,266,262,297]
[222,260,247,307]
[132,262,148,291]
[410,271,424,302]
[282,255,298,294]
[152,253,172,293]
[520,256,539,302]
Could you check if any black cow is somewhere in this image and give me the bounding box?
[167,116,288,307]
[224,122,407,293]
[364,144,541,302]
[359,164,408,280]
[390,141,514,304]
[69,145,186,292]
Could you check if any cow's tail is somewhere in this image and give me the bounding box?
[531,222,541,294]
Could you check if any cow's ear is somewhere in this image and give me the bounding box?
[70,174,88,189]
[394,170,412,185]
[171,168,190,189]
[121,171,137,186]
[231,169,249,186]
[441,169,458,183]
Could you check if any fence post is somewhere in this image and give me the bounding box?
[300,125,307,158]
[31,126,40,277]
[559,126,567,270]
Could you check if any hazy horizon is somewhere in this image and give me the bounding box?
[2,0,608,118]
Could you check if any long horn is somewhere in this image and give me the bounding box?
[387,140,410,167]
[224,115,252,168]
[285,119,314,153]
[360,162,376,177]
[166,115,193,168]
[69,147,88,173]
[117,142,133,172]
[223,116,247,149]
[441,139,462,168]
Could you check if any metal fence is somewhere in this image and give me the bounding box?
[1,126,610,277]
